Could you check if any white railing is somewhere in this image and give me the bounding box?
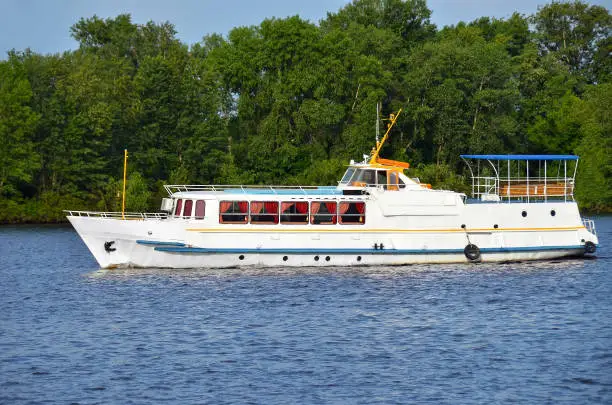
[164,184,336,195]
[582,218,597,236]
[469,176,574,201]
[470,176,499,198]
[64,210,168,220]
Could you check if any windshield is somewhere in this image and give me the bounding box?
[340,168,356,184]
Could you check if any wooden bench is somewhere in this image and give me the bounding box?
[500,182,573,197]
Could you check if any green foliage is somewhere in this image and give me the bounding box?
[532,1,611,82]
[574,83,612,211]
[125,172,152,212]
[410,163,469,194]
[1,0,611,223]
[0,54,40,196]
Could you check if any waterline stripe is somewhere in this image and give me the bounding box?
[136,240,186,247]
[154,245,585,255]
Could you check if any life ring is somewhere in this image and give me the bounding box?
[464,244,481,262]
[584,241,596,254]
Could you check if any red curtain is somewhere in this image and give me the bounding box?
[174,199,183,216]
[264,202,278,214]
[339,202,350,214]
[355,202,365,214]
[325,202,336,214]
[281,202,293,212]
[296,202,308,214]
[183,200,193,217]
[195,200,205,219]
[220,201,232,213]
[250,201,263,213]
[238,201,248,213]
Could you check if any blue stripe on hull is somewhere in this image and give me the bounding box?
[136,240,186,247]
[153,245,585,255]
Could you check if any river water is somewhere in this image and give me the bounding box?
[1,217,611,404]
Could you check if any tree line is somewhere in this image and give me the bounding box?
[0,0,610,223]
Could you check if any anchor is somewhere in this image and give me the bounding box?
[104,241,116,253]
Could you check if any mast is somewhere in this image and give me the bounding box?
[369,109,402,164]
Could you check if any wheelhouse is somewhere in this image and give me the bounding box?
[339,165,407,190]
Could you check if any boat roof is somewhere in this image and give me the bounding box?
[460,154,578,161]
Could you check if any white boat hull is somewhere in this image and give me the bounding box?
[67,201,597,269]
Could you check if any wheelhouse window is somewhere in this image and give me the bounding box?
[280,201,309,224]
[339,202,365,224]
[388,172,399,190]
[340,168,356,184]
[195,200,205,219]
[219,201,248,224]
[377,171,387,188]
[352,169,376,186]
[174,199,183,216]
[183,200,193,218]
[250,201,279,224]
[310,201,337,225]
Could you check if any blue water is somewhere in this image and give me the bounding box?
[1,217,611,404]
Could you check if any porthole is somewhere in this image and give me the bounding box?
[239,255,245,260]
[461,224,466,229]
[314,256,319,261]
[493,224,498,229]
[325,256,331,261]
[521,211,527,218]
[282,256,288,261]
[357,256,362,262]
[550,210,556,217]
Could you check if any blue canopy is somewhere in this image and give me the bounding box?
[460,154,578,161]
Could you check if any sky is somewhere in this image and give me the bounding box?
[1,0,610,58]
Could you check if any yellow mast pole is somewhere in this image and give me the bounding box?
[370,108,402,164]
[122,149,128,220]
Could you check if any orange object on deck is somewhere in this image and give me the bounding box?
[376,158,410,169]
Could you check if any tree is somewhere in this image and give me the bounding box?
[533,1,611,82]
[574,83,612,210]
[0,54,40,196]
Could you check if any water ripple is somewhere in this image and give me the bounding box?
[1,220,611,404]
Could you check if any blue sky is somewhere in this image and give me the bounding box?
[1,0,609,57]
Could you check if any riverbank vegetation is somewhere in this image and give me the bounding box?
[0,0,610,223]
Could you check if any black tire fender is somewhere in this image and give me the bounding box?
[584,241,596,254]
[464,244,481,262]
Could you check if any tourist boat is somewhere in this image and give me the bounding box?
[66,111,598,269]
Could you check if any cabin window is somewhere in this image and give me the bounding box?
[310,201,337,225]
[280,201,309,224]
[219,201,248,224]
[340,168,356,184]
[388,172,399,190]
[174,199,183,216]
[195,200,205,219]
[183,200,193,218]
[339,202,365,224]
[353,169,376,186]
[250,201,279,224]
[377,171,387,187]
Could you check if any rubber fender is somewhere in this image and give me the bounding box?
[584,241,596,254]
[464,244,481,262]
